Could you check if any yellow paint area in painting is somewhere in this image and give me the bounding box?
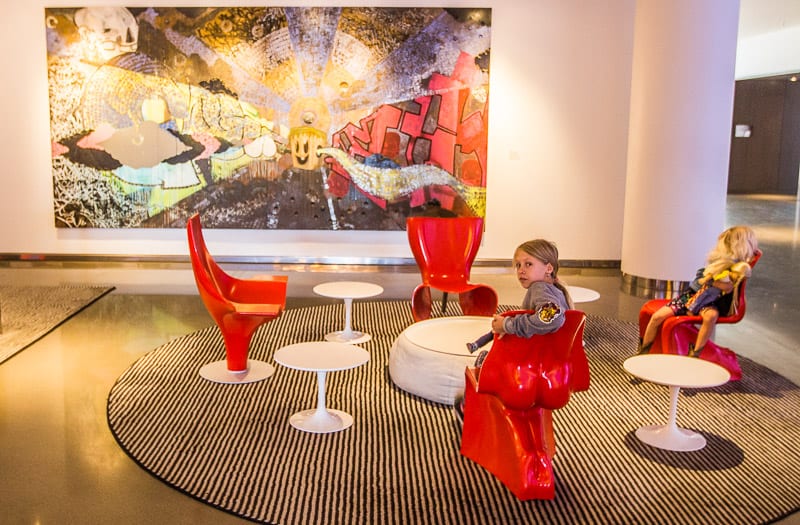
[318,147,486,217]
[460,185,487,218]
[289,126,327,170]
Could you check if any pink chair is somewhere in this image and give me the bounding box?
[460,310,588,500]
[187,213,288,383]
[406,217,498,321]
[637,250,762,381]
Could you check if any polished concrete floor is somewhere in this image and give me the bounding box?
[0,194,797,524]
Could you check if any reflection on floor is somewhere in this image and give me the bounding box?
[0,195,797,524]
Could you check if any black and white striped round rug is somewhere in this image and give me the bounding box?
[107,301,800,524]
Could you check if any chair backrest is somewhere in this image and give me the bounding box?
[721,248,762,322]
[187,214,231,306]
[406,217,483,291]
[476,310,587,411]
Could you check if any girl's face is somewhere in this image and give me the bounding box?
[513,250,553,289]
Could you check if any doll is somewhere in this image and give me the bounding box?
[684,261,752,315]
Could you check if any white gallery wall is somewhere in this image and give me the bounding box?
[0,0,635,262]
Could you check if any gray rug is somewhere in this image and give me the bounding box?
[0,285,114,364]
[107,301,800,525]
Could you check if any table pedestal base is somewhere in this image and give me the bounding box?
[289,408,354,434]
[635,384,707,451]
[199,360,275,384]
[635,424,706,452]
[324,330,371,344]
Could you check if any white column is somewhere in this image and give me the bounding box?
[621,0,740,294]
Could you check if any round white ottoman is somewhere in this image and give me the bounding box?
[389,316,494,405]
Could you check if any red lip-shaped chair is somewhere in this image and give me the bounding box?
[637,249,762,381]
[187,213,288,384]
[460,310,588,500]
[406,216,498,321]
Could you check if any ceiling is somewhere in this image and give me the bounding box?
[739,0,800,39]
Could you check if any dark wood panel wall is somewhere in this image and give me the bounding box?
[728,75,800,195]
[778,79,800,194]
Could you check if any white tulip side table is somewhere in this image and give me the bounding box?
[313,281,383,344]
[623,354,730,452]
[274,341,369,434]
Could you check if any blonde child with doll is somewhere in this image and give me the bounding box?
[638,225,759,357]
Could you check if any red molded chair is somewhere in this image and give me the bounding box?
[637,250,761,381]
[460,310,588,500]
[406,216,498,321]
[187,213,288,383]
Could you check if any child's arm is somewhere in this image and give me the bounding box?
[501,301,565,338]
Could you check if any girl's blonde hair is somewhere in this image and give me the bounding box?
[704,225,759,277]
[515,239,574,309]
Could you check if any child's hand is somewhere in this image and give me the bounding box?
[491,314,506,335]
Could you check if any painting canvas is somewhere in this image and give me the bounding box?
[45,7,491,229]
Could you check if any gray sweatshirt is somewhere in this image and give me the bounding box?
[502,281,569,338]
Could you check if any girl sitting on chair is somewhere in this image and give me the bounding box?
[466,239,574,365]
[638,225,759,357]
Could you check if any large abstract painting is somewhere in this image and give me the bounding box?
[46,7,491,229]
